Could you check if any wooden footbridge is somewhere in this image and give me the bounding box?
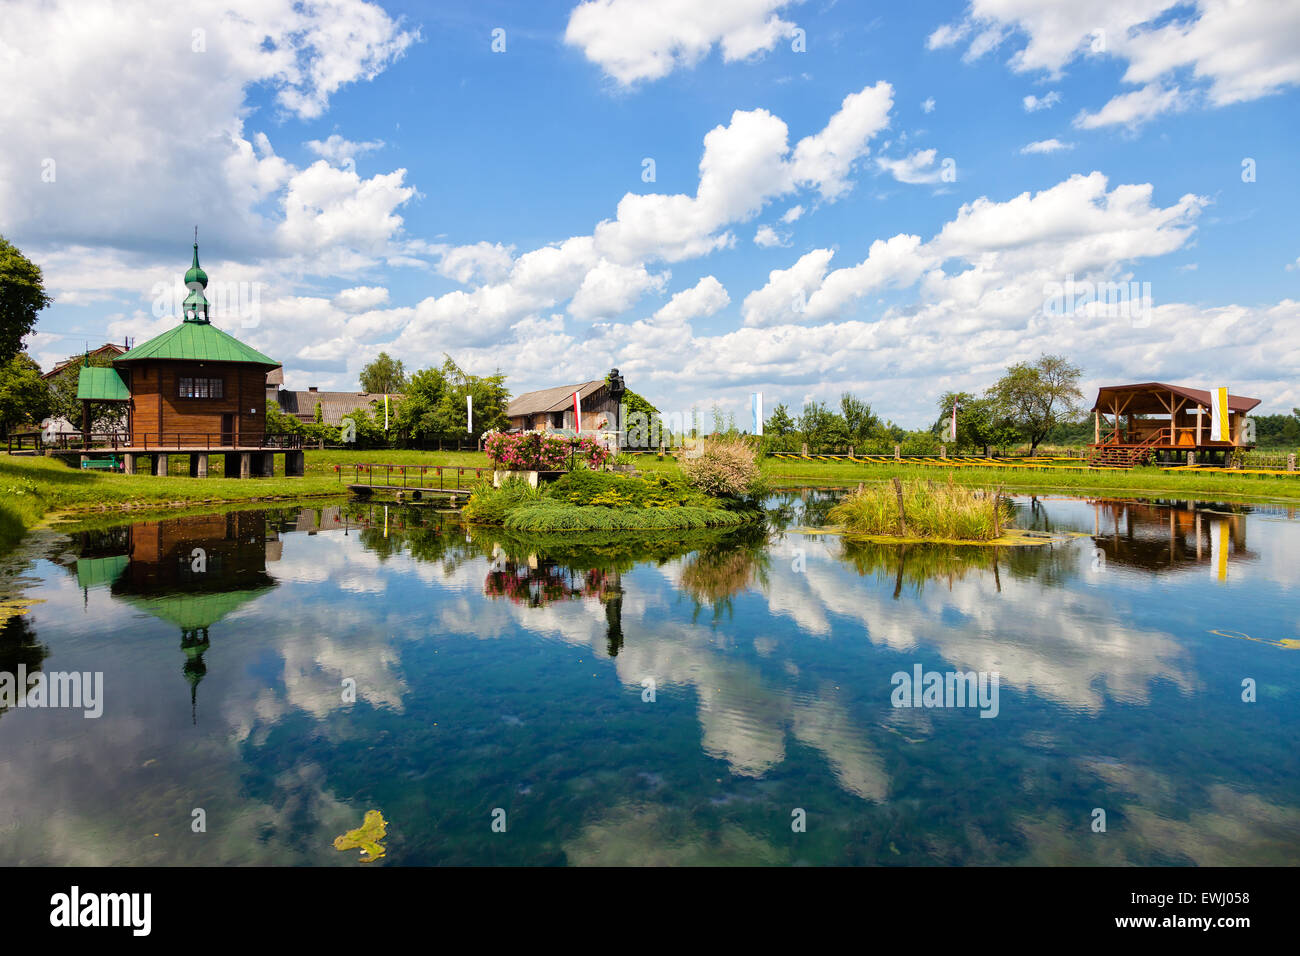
[339,463,493,501]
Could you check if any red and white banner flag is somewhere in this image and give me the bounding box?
[573,391,582,433]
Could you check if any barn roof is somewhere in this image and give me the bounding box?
[43,343,127,380]
[1091,383,1261,415]
[506,380,604,417]
[276,390,398,426]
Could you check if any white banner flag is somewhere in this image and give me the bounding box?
[1210,386,1229,442]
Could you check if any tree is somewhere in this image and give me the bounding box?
[1251,410,1300,449]
[47,351,124,434]
[359,352,407,394]
[935,391,1019,453]
[265,402,304,436]
[0,236,52,364]
[796,400,851,450]
[987,354,1083,452]
[392,355,509,447]
[435,356,509,442]
[608,375,660,448]
[0,351,52,438]
[609,374,658,419]
[766,403,795,437]
[839,392,881,445]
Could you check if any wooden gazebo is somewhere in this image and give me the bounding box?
[1088,383,1260,467]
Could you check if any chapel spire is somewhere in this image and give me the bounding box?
[182,227,210,323]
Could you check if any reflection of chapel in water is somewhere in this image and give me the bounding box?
[72,512,277,723]
[1088,499,1256,576]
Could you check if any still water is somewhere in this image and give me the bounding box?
[2,492,1298,865]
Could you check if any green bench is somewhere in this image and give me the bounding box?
[80,456,120,471]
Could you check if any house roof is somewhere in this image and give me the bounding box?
[76,366,131,402]
[115,321,280,368]
[276,390,400,426]
[265,367,284,386]
[43,344,127,379]
[1091,383,1262,415]
[506,380,604,417]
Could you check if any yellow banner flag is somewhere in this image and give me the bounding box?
[1210,386,1228,442]
[1216,519,1228,582]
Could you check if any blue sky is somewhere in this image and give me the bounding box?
[3,0,1298,426]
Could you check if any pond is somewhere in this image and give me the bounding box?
[1,491,1297,865]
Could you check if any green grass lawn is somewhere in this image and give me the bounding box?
[0,449,493,551]
[760,456,1300,502]
[4,446,1297,554]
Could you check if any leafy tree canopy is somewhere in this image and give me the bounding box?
[0,351,52,437]
[985,354,1084,452]
[47,350,123,433]
[359,351,408,394]
[0,236,52,364]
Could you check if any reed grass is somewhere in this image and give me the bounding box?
[827,478,1013,540]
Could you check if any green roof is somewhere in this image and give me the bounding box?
[119,587,273,630]
[184,242,208,289]
[76,555,129,589]
[76,366,131,401]
[115,320,279,368]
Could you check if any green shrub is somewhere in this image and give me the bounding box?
[544,468,718,509]
[680,437,765,499]
[461,477,541,524]
[502,499,748,532]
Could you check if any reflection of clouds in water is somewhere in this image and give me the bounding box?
[1248,515,1300,592]
[221,607,410,742]
[758,536,1196,714]
[13,503,1297,864]
[1019,757,1300,866]
[0,738,368,866]
[439,545,889,801]
[564,803,782,866]
[272,530,388,594]
[0,610,370,867]
[791,691,889,802]
[1123,784,1300,866]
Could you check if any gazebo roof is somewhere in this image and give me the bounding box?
[1091,383,1261,415]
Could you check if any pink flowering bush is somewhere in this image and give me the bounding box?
[484,431,612,471]
[680,437,765,498]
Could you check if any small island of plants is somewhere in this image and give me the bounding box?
[464,435,766,532]
[826,476,1014,542]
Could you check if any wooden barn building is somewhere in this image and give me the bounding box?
[505,369,626,434]
[1088,382,1261,467]
[73,239,303,477]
